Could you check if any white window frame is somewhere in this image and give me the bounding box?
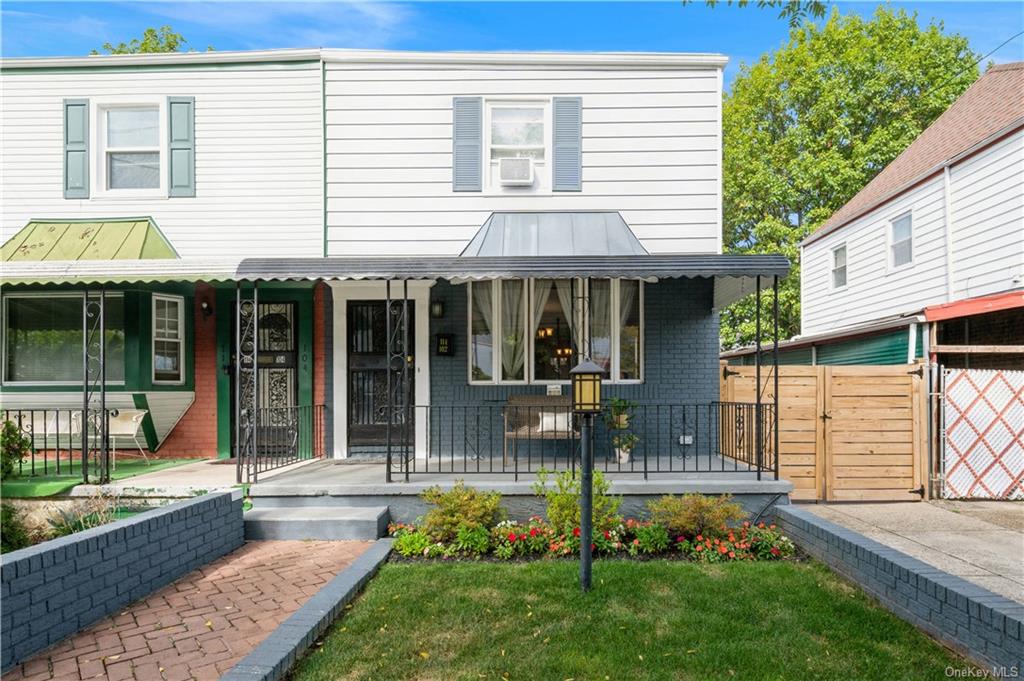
[93,98,167,199]
[483,98,552,194]
[467,279,644,386]
[830,243,848,290]
[888,211,914,271]
[1,292,126,386]
[152,294,185,385]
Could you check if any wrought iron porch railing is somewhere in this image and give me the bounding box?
[1,408,123,482]
[384,401,776,481]
[236,404,327,483]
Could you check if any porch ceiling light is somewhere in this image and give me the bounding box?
[570,359,604,415]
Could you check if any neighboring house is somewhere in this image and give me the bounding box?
[724,62,1023,369]
[1,48,787,479]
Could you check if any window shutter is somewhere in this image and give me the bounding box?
[452,97,482,192]
[63,99,89,199]
[552,97,582,192]
[168,96,195,197]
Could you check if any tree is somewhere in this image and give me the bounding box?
[685,0,827,27]
[93,26,193,55]
[720,7,979,349]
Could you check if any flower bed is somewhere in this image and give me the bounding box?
[387,472,794,562]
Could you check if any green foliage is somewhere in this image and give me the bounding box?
[420,481,505,542]
[532,469,622,534]
[393,529,433,557]
[47,492,120,537]
[453,523,491,556]
[1,503,31,554]
[627,522,671,556]
[720,7,979,348]
[647,494,746,539]
[602,398,637,429]
[0,421,30,480]
[93,25,212,55]
[686,0,827,27]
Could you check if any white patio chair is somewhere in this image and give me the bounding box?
[107,409,150,469]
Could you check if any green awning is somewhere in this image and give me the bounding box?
[1,217,178,262]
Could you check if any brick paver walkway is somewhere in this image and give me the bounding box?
[3,540,372,681]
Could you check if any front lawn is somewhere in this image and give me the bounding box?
[0,458,202,497]
[291,560,969,681]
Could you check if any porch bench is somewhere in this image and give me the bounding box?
[502,395,578,465]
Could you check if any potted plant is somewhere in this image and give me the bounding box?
[612,432,639,464]
[604,398,637,430]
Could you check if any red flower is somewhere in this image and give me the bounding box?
[728,551,735,559]
[529,528,538,537]
[519,533,527,541]
[507,532,517,542]
[604,530,611,539]
[718,545,728,554]
[758,522,766,529]
[633,539,640,545]
[573,527,581,537]
[695,544,704,552]
[743,521,750,528]
[728,534,735,543]
[770,524,777,530]
[696,534,704,541]
[770,547,781,557]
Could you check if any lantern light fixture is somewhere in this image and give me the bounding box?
[570,359,604,415]
[430,300,445,319]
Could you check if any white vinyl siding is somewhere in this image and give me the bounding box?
[324,64,723,256]
[0,64,324,257]
[801,129,1023,336]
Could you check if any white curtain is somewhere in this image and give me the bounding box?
[532,279,553,336]
[501,280,526,380]
[471,281,494,380]
[554,280,578,355]
[589,279,612,371]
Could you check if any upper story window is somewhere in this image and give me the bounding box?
[831,244,847,289]
[485,100,551,191]
[469,279,643,385]
[103,106,161,191]
[890,212,913,269]
[2,293,125,384]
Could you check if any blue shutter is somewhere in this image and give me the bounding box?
[63,99,89,199]
[168,97,195,197]
[452,97,482,192]
[552,97,582,192]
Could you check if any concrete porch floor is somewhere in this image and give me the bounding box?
[806,501,1024,604]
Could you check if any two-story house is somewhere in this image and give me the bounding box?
[724,62,1023,369]
[1,48,788,484]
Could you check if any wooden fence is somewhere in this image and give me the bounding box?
[720,362,927,502]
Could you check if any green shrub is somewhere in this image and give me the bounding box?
[394,529,433,557]
[453,523,490,556]
[0,420,30,480]
[420,481,505,542]
[646,494,745,539]
[628,522,671,555]
[47,493,120,537]
[1,503,31,553]
[533,469,622,535]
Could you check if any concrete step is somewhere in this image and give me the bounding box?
[244,506,390,541]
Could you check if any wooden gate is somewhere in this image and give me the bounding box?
[721,363,926,501]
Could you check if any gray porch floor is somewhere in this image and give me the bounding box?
[249,457,792,496]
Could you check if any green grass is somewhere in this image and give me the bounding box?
[0,458,202,498]
[291,560,970,681]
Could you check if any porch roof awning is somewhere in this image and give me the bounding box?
[1,217,178,262]
[461,212,649,257]
[1,254,790,308]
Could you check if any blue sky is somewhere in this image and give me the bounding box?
[2,1,1022,87]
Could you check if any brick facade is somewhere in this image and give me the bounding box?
[157,283,219,458]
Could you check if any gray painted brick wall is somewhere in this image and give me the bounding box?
[422,278,721,460]
[1,490,244,672]
[775,505,1023,672]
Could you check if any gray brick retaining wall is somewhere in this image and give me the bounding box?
[775,505,1023,672]
[1,490,244,672]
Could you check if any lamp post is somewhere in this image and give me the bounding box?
[570,359,604,592]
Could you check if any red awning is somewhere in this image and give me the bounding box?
[924,290,1024,322]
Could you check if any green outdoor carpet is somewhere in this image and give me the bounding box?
[1,459,202,498]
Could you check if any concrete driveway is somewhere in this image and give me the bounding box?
[806,501,1024,604]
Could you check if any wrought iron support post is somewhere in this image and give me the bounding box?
[579,412,593,592]
[773,276,780,480]
[755,275,762,480]
[82,289,109,483]
[235,282,259,484]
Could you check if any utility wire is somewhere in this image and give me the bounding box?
[920,29,1024,101]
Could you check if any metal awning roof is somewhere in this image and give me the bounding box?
[0,254,789,308]
[461,212,648,257]
[1,218,178,262]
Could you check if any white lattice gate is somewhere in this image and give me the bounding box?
[942,368,1024,500]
